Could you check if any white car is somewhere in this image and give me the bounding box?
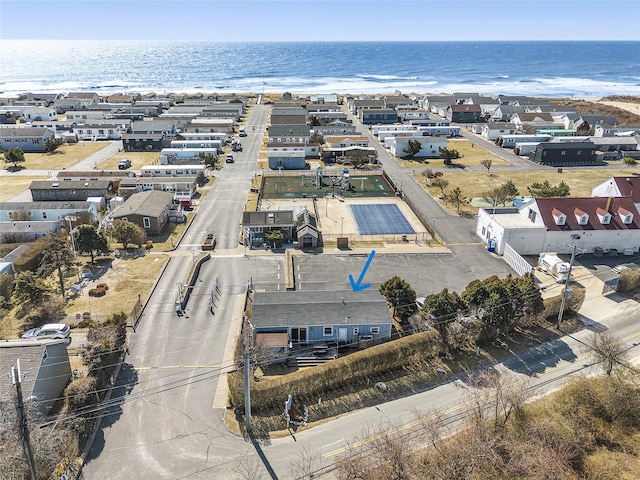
[22,323,71,340]
[416,297,426,310]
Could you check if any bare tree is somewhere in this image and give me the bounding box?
[430,177,449,197]
[288,444,327,479]
[585,330,630,376]
[234,453,268,480]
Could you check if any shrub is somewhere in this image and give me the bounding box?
[88,287,106,297]
[11,236,49,273]
[145,240,153,250]
[617,269,640,293]
[542,288,586,322]
[96,283,109,291]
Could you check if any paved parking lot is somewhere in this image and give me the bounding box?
[290,251,514,296]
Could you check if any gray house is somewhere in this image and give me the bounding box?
[0,339,72,414]
[30,179,113,202]
[242,210,296,246]
[0,127,56,152]
[251,290,393,362]
[111,190,176,236]
[359,108,398,125]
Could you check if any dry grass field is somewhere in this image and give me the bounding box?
[65,253,170,323]
[417,167,631,215]
[20,142,108,170]
[0,175,47,202]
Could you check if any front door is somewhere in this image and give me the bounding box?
[338,327,348,344]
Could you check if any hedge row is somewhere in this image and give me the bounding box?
[229,288,587,413]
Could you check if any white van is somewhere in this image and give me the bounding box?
[239,126,247,137]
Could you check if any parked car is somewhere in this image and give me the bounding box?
[118,159,132,170]
[226,154,234,163]
[22,323,71,340]
[416,297,426,310]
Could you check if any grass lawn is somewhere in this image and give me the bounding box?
[417,167,629,215]
[397,139,509,169]
[99,151,160,170]
[21,142,108,170]
[0,175,47,202]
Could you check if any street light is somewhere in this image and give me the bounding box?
[65,215,77,259]
[341,217,344,237]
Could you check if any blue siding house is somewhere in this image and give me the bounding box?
[268,151,307,170]
[251,290,393,362]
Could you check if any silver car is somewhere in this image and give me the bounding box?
[22,323,71,340]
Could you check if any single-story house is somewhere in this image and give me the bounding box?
[478,122,517,140]
[21,106,57,122]
[121,133,168,152]
[250,290,393,363]
[0,221,61,244]
[0,339,72,414]
[111,190,177,236]
[510,112,563,131]
[476,196,640,256]
[268,150,307,170]
[267,143,319,159]
[0,201,98,223]
[385,135,447,158]
[30,179,113,202]
[529,141,599,166]
[0,127,56,152]
[312,120,358,135]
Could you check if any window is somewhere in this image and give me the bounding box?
[42,211,47,219]
[370,327,380,334]
[323,326,333,336]
[561,150,566,156]
[143,217,151,228]
[353,327,359,335]
[528,209,537,222]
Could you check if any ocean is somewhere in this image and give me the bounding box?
[1,40,639,98]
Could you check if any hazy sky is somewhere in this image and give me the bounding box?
[1,0,639,41]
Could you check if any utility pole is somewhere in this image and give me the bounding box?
[557,244,577,329]
[243,314,252,434]
[12,360,36,480]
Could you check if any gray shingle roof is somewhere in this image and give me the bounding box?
[112,190,174,218]
[243,210,295,227]
[251,290,392,328]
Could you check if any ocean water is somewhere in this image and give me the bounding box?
[1,40,639,97]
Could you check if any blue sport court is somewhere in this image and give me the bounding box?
[350,204,416,235]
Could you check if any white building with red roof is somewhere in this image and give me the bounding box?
[476,195,640,256]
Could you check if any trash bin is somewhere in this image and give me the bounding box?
[594,246,604,257]
[557,168,563,173]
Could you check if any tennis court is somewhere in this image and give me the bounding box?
[350,204,416,235]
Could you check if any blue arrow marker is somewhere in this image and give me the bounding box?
[349,250,376,292]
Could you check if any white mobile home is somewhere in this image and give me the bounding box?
[497,134,553,148]
[141,165,205,177]
[370,124,414,136]
[159,148,218,165]
[170,140,223,150]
